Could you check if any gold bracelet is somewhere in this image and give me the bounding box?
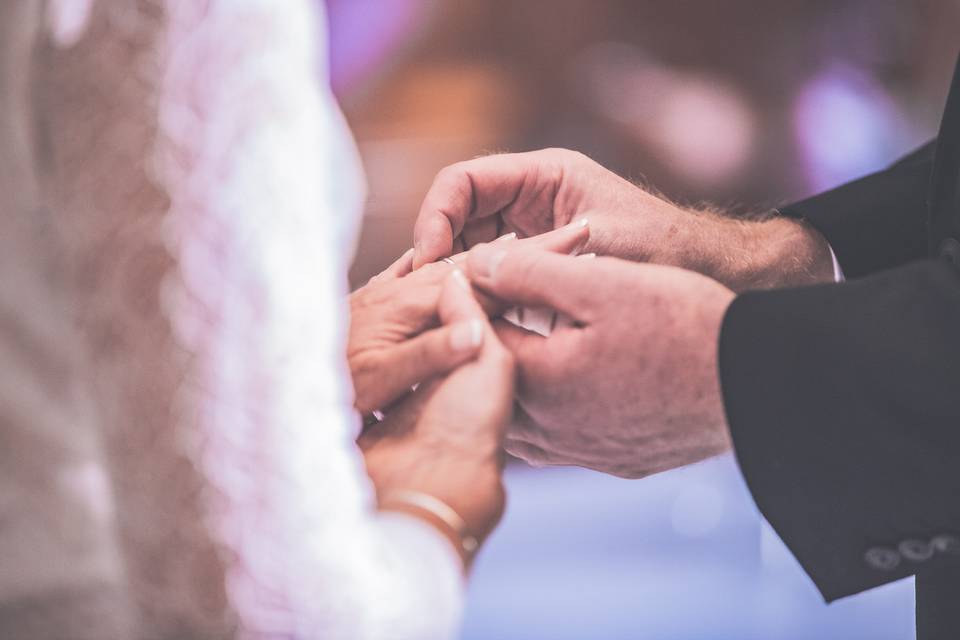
[380,490,479,557]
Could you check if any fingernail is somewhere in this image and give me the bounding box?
[578,252,597,259]
[496,232,518,243]
[450,268,471,290]
[566,220,589,256]
[450,319,484,351]
[474,246,507,280]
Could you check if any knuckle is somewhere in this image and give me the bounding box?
[400,286,432,314]
[546,147,585,164]
[512,251,545,283]
[419,262,449,283]
[435,164,466,188]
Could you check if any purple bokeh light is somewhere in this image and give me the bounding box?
[793,64,910,193]
[325,0,431,95]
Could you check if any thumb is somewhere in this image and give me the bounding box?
[467,245,596,321]
[355,321,483,415]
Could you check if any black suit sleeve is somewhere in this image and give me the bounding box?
[780,141,935,279]
[719,259,960,601]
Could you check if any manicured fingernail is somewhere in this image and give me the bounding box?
[451,319,484,351]
[565,220,590,256]
[496,232,518,242]
[450,268,471,290]
[474,246,507,280]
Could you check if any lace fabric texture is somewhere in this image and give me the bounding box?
[0,1,463,638]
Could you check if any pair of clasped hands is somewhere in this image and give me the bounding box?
[355,149,834,562]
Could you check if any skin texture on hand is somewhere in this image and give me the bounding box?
[360,271,515,561]
[466,244,735,479]
[413,148,835,292]
[349,220,588,414]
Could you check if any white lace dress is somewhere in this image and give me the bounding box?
[0,1,463,638]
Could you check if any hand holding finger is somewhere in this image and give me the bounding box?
[413,152,563,268]
[352,318,483,415]
[368,248,415,285]
[467,245,598,321]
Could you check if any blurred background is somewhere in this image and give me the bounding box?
[327,1,960,637]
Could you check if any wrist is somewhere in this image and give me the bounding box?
[379,490,484,568]
[366,443,505,544]
[689,213,835,293]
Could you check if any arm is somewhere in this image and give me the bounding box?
[411,143,941,292]
[410,149,836,291]
[719,259,960,600]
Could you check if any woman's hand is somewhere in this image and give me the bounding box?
[348,220,589,415]
[360,270,515,563]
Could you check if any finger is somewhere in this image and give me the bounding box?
[461,215,501,249]
[367,248,415,285]
[413,152,552,268]
[359,320,484,413]
[424,271,516,429]
[505,404,550,447]
[467,246,597,320]
[438,228,588,319]
[441,221,581,269]
[493,318,583,388]
[445,230,519,266]
[384,248,415,278]
[492,319,550,370]
[504,435,594,471]
[503,435,560,468]
[396,236,519,324]
[519,218,590,256]
[449,225,588,318]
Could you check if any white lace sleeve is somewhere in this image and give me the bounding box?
[156,2,466,637]
[27,1,464,638]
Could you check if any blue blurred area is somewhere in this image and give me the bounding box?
[462,456,914,639]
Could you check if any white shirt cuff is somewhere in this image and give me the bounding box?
[829,245,845,283]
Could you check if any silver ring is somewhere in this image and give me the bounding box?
[441,257,456,266]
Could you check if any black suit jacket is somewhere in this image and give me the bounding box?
[718,59,960,639]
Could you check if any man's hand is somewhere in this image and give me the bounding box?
[414,148,835,291]
[466,244,735,479]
